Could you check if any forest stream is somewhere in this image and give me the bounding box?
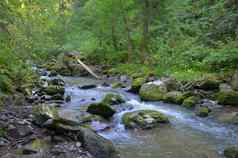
[52,76,238,158]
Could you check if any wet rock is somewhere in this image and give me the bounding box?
[87,103,116,119]
[101,82,110,87]
[196,107,211,117]
[20,148,38,155]
[43,85,65,96]
[216,112,238,124]
[199,99,220,109]
[216,91,238,106]
[51,94,64,100]
[163,91,185,104]
[111,82,126,89]
[231,72,238,90]
[195,78,220,91]
[122,110,169,129]
[79,127,119,158]
[219,83,233,93]
[0,137,9,147]
[49,78,65,86]
[120,75,129,83]
[32,104,60,126]
[139,81,167,101]
[48,70,58,77]
[182,96,200,108]
[102,93,125,105]
[50,122,118,158]
[41,95,52,101]
[224,146,238,158]
[129,77,147,93]
[161,77,179,91]
[65,95,71,102]
[79,84,97,89]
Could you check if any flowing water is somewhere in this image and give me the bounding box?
[60,76,238,158]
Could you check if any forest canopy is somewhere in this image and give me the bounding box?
[0,0,238,93]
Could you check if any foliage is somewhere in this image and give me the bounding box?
[0,0,238,94]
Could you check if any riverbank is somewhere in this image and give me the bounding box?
[0,52,238,158]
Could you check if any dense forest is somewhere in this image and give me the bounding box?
[0,0,238,158]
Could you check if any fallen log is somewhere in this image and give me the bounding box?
[75,57,100,79]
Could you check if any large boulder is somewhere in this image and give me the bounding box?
[122,110,169,129]
[216,91,238,106]
[102,93,125,105]
[196,107,211,117]
[215,112,238,124]
[33,104,119,158]
[139,81,167,101]
[87,103,116,119]
[163,91,185,104]
[219,83,233,93]
[161,77,179,91]
[54,124,119,158]
[43,85,65,96]
[224,146,238,158]
[33,104,74,127]
[182,96,200,108]
[129,77,147,93]
[195,77,220,91]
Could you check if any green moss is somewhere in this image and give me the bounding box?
[139,83,167,101]
[0,128,6,137]
[0,74,13,93]
[102,93,125,105]
[182,96,199,108]
[122,110,169,129]
[163,91,185,104]
[87,103,116,119]
[131,77,147,93]
[111,82,125,89]
[80,114,104,123]
[216,91,238,106]
[196,107,211,117]
[44,85,65,95]
[224,146,238,158]
[31,139,48,150]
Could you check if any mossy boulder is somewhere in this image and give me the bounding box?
[196,78,220,91]
[139,82,167,101]
[130,77,147,93]
[111,82,126,89]
[122,110,169,129]
[33,104,78,127]
[87,103,116,119]
[33,104,60,126]
[215,112,238,124]
[43,85,65,96]
[196,107,211,117]
[34,104,118,158]
[161,77,179,91]
[163,91,185,104]
[219,83,233,93]
[231,72,238,90]
[216,91,238,106]
[182,96,200,108]
[102,93,125,105]
[53,124,119,158]
[224,146,238,158]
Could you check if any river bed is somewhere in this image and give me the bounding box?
[60,76,238,158]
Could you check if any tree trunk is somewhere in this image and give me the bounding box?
[119,0,133,62]
[123,15,133,63]
[111,16,118,50]
[140,0,150,64]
